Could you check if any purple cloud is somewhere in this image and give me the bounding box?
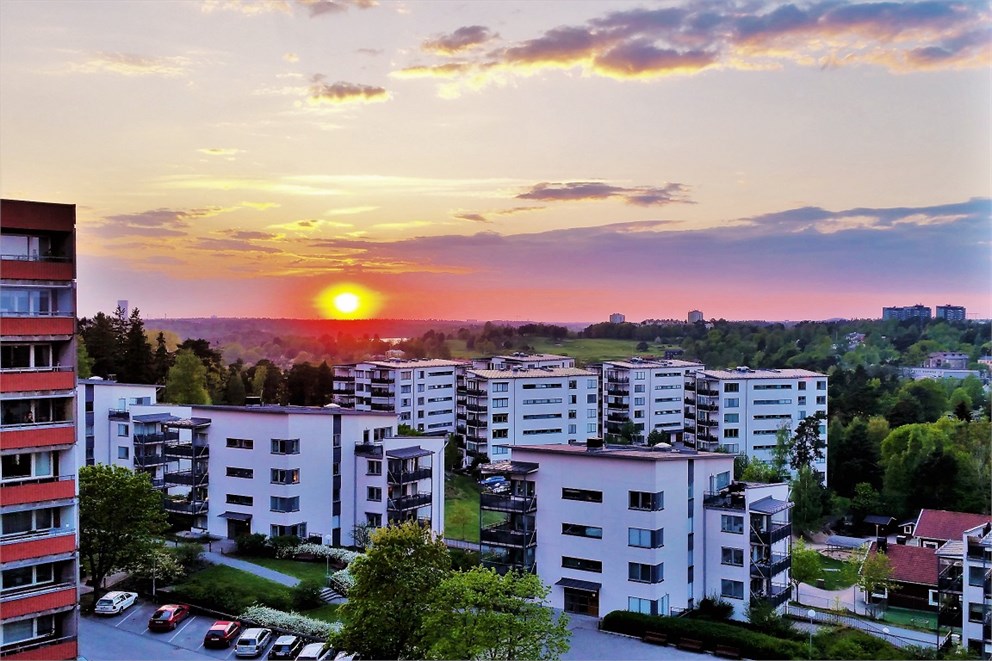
[517,181,691,206]
[423,26,497,55]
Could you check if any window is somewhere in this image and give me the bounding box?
[366,513,382,527]
[226,467,253,479]
[226,494,252,506]
[562,556,602,573]
[523,383,562,390]
[400,371,412,380]
[968,566,987,586]
[1,562,54,593]
[562,523,603,539]
[117,446,129,460]
[491,429,509,439]
[816,396,827,405]
[271,468,300,485]
[562,488,602,503]
[634,371,646,380]
[724,383,739,392]
[634,397,645,406]
[628,527,664,548]
[724,413,739,423]
[492,382,509,392]
[367,460,382,476]
[492,413,508,423]
[629,491,664,511]
[586,393,597,403]
[721,579,744,599]
[493,398,509,409]
[724,398,739,408]
[117,423,129,436]
[628,597,658,616]
[633,410,644,418]
[721,547,744,566]
[723,428,739,439]
[628,562,663,583]
[816,381,826,390]
[587,379,597,389]
[1,614,55,645]
[969,602,986,622]
[798,396,807,405]
[521,428,561,436]
[568,424,576,434]
[587,409,596,418]
[634,384,645,393]
[270,496,300,512]
[226,438,253,449]
[569,380,577,389]
[367,487,382,501]
[523,398,563,405]
[721,515,744,534]
[586,423,597,433]
[271,439,300,454]
[798,381,807,390]
[1,508,59,537]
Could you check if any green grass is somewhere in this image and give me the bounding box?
[878,606,937,632]
[238,556,330,584]
[444,473,502,542]
[305,604,342,623]
[172,564,294,613]
[444,337,671,365]
[818,553,856,590]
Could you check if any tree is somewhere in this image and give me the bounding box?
[421,567,570,661]
[224,364,247,405]
[855,546,893,617]
[80,311,120,378]
[152,331,172,383]
[646,429,667,446]
[790,412,826,471]
[791,466,824,532]
[950,388,973,421]
[444,434,461,472]
[120,307,155,383]
[334,521,452,659]
[77,336,93,379]
[770,425,792,478]
[79,465,168,600]
[164,349,211,404]
[790,539,823,602]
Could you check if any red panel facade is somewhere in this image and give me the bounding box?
[0,259,74,281]
[0,425,75,450]
[0,199,75,232]
[0,317,75,336]
[0,479,75,507]
[0,370,75,393]
[5,639,77,661]
[0,586,76,618]
[0,533,76,563]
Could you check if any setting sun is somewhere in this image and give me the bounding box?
[315,283,382,319]
[334,292,360,314]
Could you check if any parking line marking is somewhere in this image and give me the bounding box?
[168,615,197,642]
[115,608,141,628]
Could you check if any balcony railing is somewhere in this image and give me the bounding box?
[697,403,718,412]
[0,475,75,506]
[684,381,696,391]
[463,387,487,397]
[938,566,963,593]
[164,443,209,458]
[164,470,207,487]
[108,409,130,421]
[163,499,208,515]
[134,452,165,467]
[387,492,432,511]
[752,584,791,609]
[699,388,720,396]
[751,554,791,579]
[0,633,77,659]
[751,522,792,546]
[480,523,537,548]
[0,529,76,563]
[371,403,395,412]
[371,376,393,384]
[134,431,179,445]
[464,403,488,413]
[388,467,432,484]
[606,385,629,396]
[480,492,537,513]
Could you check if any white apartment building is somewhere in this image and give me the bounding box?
[457,367,598,462]
[937,523,992,657]
[685,368,828,483]
[331,359,466,433]
[480,443,792,621]
[86,402,445,547]
[472,353,576,370]
[599,358,704,444]
[77,378,158,468]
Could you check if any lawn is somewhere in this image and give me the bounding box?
[819,553,857,590]
[444,472,502,542]
[239,556,331,584]
[171,564,294,613]
[444,337,670,365]
[879,606,937,632]
[305,603,342,623]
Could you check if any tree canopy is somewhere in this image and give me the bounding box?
[164,348,211,404]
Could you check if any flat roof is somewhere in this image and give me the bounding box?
[362,359,468,369]
[467,367,595,379]
[386,446,432,459]
[700,368,826,379]
[494,353,573,361]
[604,359,703,369]
[511,443,730,463]
[750,496,792,514]
[191,404,395,417]
[79,378,162,388]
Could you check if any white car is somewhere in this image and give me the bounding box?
[296,643,334,660]
[94,591,137,615]
[235,628,272,658]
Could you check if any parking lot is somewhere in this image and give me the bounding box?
[81,599,275,660]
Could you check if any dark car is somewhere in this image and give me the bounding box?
[147,604,190,631]
[267,635,304,660]
[203,620,242,648]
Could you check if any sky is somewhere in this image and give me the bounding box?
[1,0,990,322]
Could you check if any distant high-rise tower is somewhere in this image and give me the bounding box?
[935,305,966,321]
[609,313,625,324]
[688,309,704,323]
[0,199,80,660]
[882,305,931,321]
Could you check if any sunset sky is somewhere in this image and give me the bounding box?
[2,0,990,322]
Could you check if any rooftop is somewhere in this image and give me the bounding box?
[914,509,992,542]
[493,353,572,362]
[467,367,595,379]
[511,442,729,463]
[700,367,826,380]
[604,358,704,369]
[869,541,938,586]
[190,404,395,417]
[350,358,468,369]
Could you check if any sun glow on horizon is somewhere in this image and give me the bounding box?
[315,283,382,319]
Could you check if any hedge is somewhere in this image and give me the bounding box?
[600,611,807,660]
[239,604,341,640]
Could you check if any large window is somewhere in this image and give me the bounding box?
[562,556,602,573]
[562,488,602,503]
[1,614,55,646]
[493,398,509,408]
[367,487,382,501]
[271,439,300,455]
[367,460,382,476]
[721,579,744,599]
[628,527,664,548]
[721,515,744,534]
[226,494,252,506]
[270,496,300,512]
[721,547,744,566]
[628,562,663,583]
[271,469,300,485]
[226,438,253,449]
[0,508,59,537]
[1,562,55,593]
[627,597,658,616]
[562,523,603,539]
[628,491,664,511]
[1,452,53,482]
[226,467,253,479]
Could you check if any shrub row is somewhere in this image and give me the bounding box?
[277,543,362,566]
[600,611,807,660]
[239,604,341,640]
[329,568,355,595]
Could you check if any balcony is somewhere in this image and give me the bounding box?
[938,603,962,627]
[606,385,629,396]
[751,554,791,579]
[163,498,208,515]
[0,258,73,282]
[0,530,76,563]
[0,476,75,507]
[606,412,629,423]
[480,492,537,513]
[164,443,209,459]
[463,387,487,397]
[685,395,696,405]
[0,582,77,619]
[606,374,629,384]
[133,451,165,468]
[0,369,74,394]
[0,316,74,337]
[107,410,130,421]
[938,567,963,593]
[480,523,537,548]
[697,403,718,412]
[1,636,77,660]
[371,375,393,384]
[0,425,74,451]
[387,492,432,511]
[370,403,395,412]
[163,470,206,487]
[388,467,432,484]
[134,431,179,445]
[751,522,792,546]
[464,403,488,413]
[684,382,696,391]
[753,584,791,609]
[699,388,720,397]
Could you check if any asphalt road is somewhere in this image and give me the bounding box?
[80,600,272,661]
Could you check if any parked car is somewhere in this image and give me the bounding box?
[147,604,190,631]
[479,475,506,488]
[94,591,137,616]
[203,620,242,648]
[333,652,360,661]
[235,627,273,658]
[267,634,304,659]
[296,643,334,660]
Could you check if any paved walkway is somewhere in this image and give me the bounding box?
[563,614,707,660]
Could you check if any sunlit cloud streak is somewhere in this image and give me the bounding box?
[307,75,390,105]
[93,206,235,238]
[422,26,498,55]
[202,0,375,17]
[517,181,692,206]
[71,52,190,77]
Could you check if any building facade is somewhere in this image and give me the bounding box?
[609,313,626,324]
[472,353,576,371]
[936,305,966,322]
[937,523,992,657]
[688,310,704,324]
[77,379,158,468]
[685,368,829,484]
[457,367,598,462]
[480,443,792,621]
[331,359,465,433]
[882,305,932,321]
[598,358,704,444]
[1,199,79,660]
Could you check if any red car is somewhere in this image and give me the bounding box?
[204,620,242,648]
[148,604,190,631]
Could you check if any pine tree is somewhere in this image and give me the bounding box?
[120,308,154,383]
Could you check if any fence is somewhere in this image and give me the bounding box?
[785,603,951,649]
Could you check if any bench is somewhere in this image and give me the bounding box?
[641,631,668,646]
[715,644,741,659]
[677,638,703,652]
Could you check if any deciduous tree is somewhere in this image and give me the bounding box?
[790,412,826,471]
[164,349,211,404]
[789,539,823,602]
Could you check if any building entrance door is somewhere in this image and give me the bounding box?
[563,587,599,617]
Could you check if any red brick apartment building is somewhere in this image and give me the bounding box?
[1,199,79,659]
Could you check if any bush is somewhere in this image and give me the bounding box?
[694,596,735,621]
[449,548,480,571]
[292,580,325,611]
[236,533,270,557]
[813,628,906,660]
[275,543,362,566]
[269,535,302,556]
[171,542,205,573]
[239,604,339,640]
[600,611,806,660]
[329,568,355,595]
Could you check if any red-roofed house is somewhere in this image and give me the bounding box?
[868,541,939,611]
[914,510,992,549]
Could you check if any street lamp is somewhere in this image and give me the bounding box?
[807,609,816,659]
